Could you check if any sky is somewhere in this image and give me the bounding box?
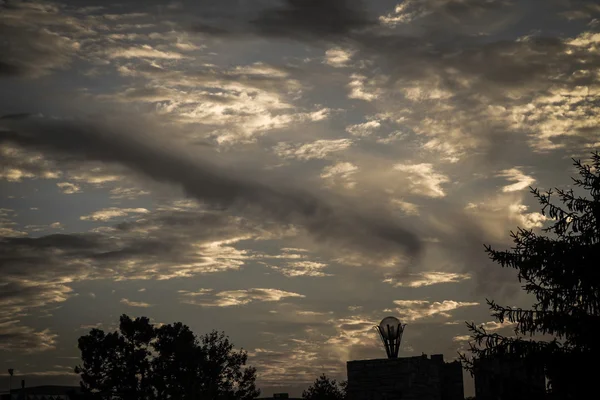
[1,0,599,397]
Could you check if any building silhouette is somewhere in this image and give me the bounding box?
[346,353,464,400]
[474,355,546,400]
[4,385,83,400]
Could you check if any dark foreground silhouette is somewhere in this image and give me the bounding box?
[461,152,600,400]
[75,315,259,400]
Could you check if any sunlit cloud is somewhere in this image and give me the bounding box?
[120,298,153,308]
[80,207,150,222]
[180,288,305,307]
[393,163,450,198]
[497,168,536,192]
[274,139,353,161]
[346,120,381,137]
[270,261,331,277]
[393,300,479,322]
[324,48,354,68]
[320,162,358,189]
[56,182,81,194]
[385,272,471,288]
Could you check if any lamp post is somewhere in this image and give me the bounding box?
[8,369,13,396]
[375,316,406,359]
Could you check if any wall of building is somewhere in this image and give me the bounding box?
[346,354,464,400]
[474,356,546,400]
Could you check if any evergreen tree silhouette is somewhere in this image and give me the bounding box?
[461,152,600,400]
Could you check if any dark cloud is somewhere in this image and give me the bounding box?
[0,320,57,353]
[251,0,376,39]
[188,0,600,96]
[193,0,376,40]
[0,116,421,263]
[0,3,80,78]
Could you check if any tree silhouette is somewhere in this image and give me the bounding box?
[461,152,600,400]
[302,374,346,400]
[75,315,260,400]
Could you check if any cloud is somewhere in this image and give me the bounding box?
[273,139,354,160]
[497,168,536,192]
[104,61,323,144]
[0,143,61,181]
[480,320,517,331]
[347,74,382,101]
[194,0,376,41]
[0,320,57,353]
[180,288,305,307]
[109,186,151,199]
[380,0,516,28]
[346,120,381,137]
[269,261,331,277]
[2,116,425,261]
[385,271,471,288]
[324,47,354,67]
[24,222,64,233]
[0,1,81,78]
[393,163,450,198]
[465,194,548,235]
[393,299,479,321]
[120,298,153,308]
[0,207,284,325]
[106,45,186,59]
[80,207,150,222]
[0,280,73,322]
[56,182,81,194]
[390,199,420,216]
[0,208,27,237]
[320,162,358,189]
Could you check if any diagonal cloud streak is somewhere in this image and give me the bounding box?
[0,115,421,262]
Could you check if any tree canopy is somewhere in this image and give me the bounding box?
[302,374,346,400]
[462,152,600,400]
[75,314,260,400]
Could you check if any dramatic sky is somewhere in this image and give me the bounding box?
[1,0,599,396]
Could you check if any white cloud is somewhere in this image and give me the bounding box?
[393,300,479,321]
[465,195,548,236]
[80,207,150,222]
[69,167,123,184]
[120,298,153,308]
[346,120,381,137]
[393,163,450,198]
[497,168,535,192]
[274,139,353,160]
[481,320,517,331]
[390,199,420,216]
[109,187,151,199]
[0,143,61,181]
[324,48,354,67]
[385,272,471,288]
[270,261,331,277]
[320,162,358,189]
[452,335,471,342]
[57,182,81,194]
[180,288,305,307]
[348,74,381,101]
[107,45,185,59]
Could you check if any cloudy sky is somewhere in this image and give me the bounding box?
[1,0,599,396]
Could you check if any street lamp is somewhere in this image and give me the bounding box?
[8,369,14,396]
[375,316,406,359]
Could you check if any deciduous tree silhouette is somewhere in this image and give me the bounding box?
[75,314,260,400]
[461,152,600,400]
[302,374,346,400]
